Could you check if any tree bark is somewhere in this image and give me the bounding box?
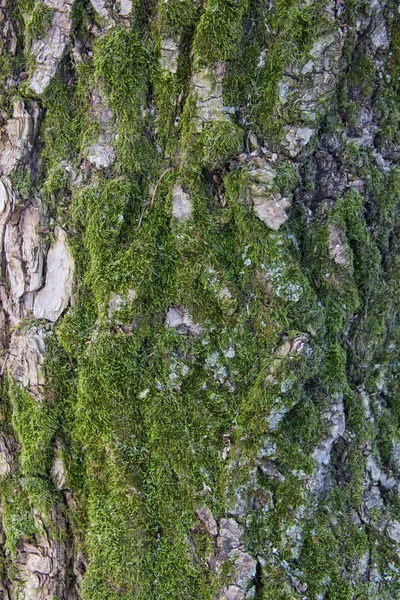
[0,0,399,598]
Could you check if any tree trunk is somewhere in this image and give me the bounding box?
[0,0,399,597]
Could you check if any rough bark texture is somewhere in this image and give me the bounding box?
[0,0,399,598]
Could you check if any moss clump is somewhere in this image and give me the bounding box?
[298,509,369,599]
[201,119,243,170]
[8,380,60,512]
[71,0,97,42]
[222,0,266,111]
[1,477,37,556]
[10,167,35,201]
[253,0,327,142]
[348,52,375,99]
[41,73,87,167]
[192,0,249,64]
[0,0,397,594]
[93,27,156,176]
[374,11,400,147]
[93,28,149,118]
[332,191,380,292]
[25,2,54,39]
[70,172,168,312]
[60,320,230,597]
[156,0,198,37]
[275,163,298,196]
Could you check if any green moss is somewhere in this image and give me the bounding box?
[93,27,156,176]
[0,1,29,105]
[156,0,198,37]
[8,379,60,512]
[71,0,97,42]
[253,0,327,142]
[192,0,249,64]
[41,73,87,167]
[275,163,298,196]
[10,167,35,201]
[201,119,243,170]
[25,2,54,39]
[222,0,266,110]
[342,140,361,168]
[298,509,368,599]
[71,175,164,310]
[372,166,400,254]
[56,318,234,597]
[348,52,375,99]
[93,28,149,118]
[1,0,397,594]
[374,11,400,147]
[154,71,179,155]
[81,482,153,599]
[1,477,37,556]
[283,389,327,455]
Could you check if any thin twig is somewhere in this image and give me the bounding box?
[151,168,171,206]
[0,352,10,377]
[136,168,171,231]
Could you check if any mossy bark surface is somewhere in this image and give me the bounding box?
[0,0,400,598]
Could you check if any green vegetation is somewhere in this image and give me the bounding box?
[0,0,399,598]
[93,27,155,176]
[1,477,37,556]
[250,0,328,142]
[201,120,243,170]
[8,379,61,514]
[156,0,198,37]
[25,2,54,40]
[192,0,249,64]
